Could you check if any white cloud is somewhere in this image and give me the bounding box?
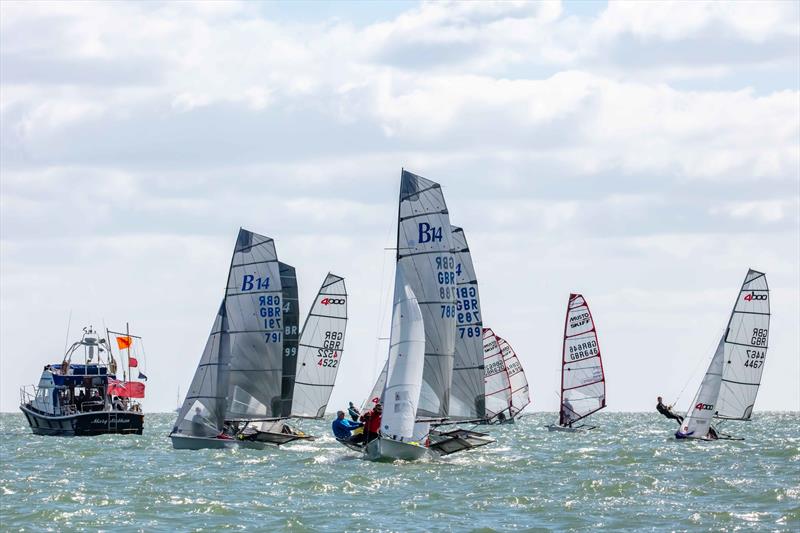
[1,1,798,413]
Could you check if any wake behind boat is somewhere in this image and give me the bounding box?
[547,293,606,433]
[20,325,146,436]
[674,269,770,441]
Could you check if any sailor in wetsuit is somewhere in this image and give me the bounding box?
[656,396,683,424]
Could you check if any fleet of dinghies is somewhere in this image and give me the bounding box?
[19,166,776,455]
[169,229,348,450]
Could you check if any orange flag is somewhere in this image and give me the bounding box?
[116,336,133,350]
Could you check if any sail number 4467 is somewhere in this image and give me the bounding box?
[744,348,765,369]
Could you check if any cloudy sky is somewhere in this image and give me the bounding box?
[2,1,798,415]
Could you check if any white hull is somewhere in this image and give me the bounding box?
[365,437,428,462]
[169,434,267,450]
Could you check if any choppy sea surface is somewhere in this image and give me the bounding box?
[1,412,798,532]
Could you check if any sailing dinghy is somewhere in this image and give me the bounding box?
[482,328,531,424]
[170,229,347,450]
[547,293,606,432]
[341,170,493,460]
[675,269,769,441]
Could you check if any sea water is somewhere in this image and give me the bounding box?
[1,412,798,531]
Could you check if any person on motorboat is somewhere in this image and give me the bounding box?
[332,410,362,440]
[358,403,383,443]
[656,396,683,424]
[112,396,125,411]
[347,402,360,422]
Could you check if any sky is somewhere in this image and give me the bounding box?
[1,0,798,415]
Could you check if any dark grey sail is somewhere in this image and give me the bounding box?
[172,302,232,437]
[279,262,299,417]
[224,229,284,421]
[397,170,457,418]
[449,226,485,419]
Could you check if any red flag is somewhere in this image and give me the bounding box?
[129,357,138,368]
[116,336,133,350]
[107,380,145,399]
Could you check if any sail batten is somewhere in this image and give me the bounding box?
[559,293,606,426]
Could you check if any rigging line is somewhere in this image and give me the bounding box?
[673,326,726,407]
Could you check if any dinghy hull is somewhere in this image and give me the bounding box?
[428,428,494,456]
[169,434,266,450]
[365,437,428,462]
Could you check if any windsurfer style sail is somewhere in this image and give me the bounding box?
[676,269,769,441]
[482,328,530,424]
[548,293,606,432]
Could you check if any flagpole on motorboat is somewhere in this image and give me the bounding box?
[126,322,130,385]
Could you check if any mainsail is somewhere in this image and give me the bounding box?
[678,269,770,437]
[482,328,512,419]
[560,293,606,425]
[224,229,284,420]
[279,262,299,417]
[397,170,457,418]
[381,264,426,440]
[497,332,530,418]
[449,226,485,419]
[715,269,770,420]
[173,302,232,437]
[291,274,348,418]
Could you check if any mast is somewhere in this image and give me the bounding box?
[559,294,606,426]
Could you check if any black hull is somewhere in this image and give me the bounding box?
[20,405,144,436]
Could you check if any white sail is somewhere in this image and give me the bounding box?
[449,226,485,419]
[363,359,388,411]
[678,268,770,438]
[497,333,530,417]
[482,328,512,419]
[381,264,426,440]
[291,274,348,418]
[678,336,725,438]
[715,269,770,420]
[560,293,606,425]
[172,302,232,437]
[397,170,457,418]
[224,229,284,420]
